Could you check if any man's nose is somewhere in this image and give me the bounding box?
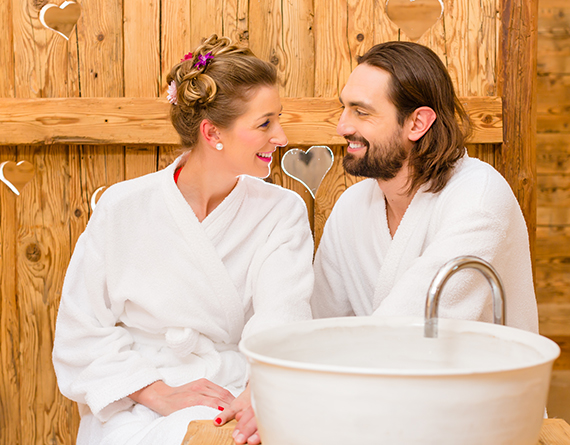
[337,109,354,137]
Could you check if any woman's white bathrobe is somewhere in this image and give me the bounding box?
[312,155,539,333]
[52,159,314,445]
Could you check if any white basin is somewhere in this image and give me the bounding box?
[240,316,560,445]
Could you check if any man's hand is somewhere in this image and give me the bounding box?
[129,379,235,417]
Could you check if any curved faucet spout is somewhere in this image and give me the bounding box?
[424,256,505,338]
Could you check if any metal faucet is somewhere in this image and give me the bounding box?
[424,256,506,338]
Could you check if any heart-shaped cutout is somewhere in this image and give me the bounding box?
[385,0,444,41]
[282,146,334,198]
[39,1,81,40]
[0,160,35,196]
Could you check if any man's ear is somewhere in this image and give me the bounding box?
[406,107,437,142]
[199,119,221,148]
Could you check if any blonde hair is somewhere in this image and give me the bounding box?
[166,34,277,148]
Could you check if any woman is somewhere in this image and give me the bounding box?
[52,35,314,445]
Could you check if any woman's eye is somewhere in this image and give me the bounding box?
[260,119,270,128]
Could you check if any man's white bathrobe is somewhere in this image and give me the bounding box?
[312,155,539,333]
[52,159,314,445]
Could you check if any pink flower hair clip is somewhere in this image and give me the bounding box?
[180,52,193,62]
[194,52,213,69]
[167,80,177,105]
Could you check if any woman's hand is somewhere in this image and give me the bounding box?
[129,379,235,417]
[214,385,260,444]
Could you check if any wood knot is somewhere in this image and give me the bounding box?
[270,55,279,66]
[97,33,105,41]
[482,115,493,124]
[356,33,365,42]
[74,208,82,217]
[239,31,249,42]
[26,244,41,262]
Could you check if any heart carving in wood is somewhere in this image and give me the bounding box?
[39,1,81,40]
[0,160,35,196]
[281,146,334,198]
[90,186,107,211]
[385,0,444,41]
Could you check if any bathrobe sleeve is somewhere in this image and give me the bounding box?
[374,166,539,333]
[53,203,163,422]
[241,190,314,339]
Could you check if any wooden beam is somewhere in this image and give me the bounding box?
[497,0,539,255]
[0,96,502,146]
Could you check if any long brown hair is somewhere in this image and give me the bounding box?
[166,34,277,148]
[358,41,471,194]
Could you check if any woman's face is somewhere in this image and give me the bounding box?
[217,86,287,178]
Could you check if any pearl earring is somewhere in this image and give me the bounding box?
[215,142,223,151]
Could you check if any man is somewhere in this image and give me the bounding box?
[311,41,539,333]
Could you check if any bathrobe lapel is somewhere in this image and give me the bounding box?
[372,186,437,310]
[161,163,246,342]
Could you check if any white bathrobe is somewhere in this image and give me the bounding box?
[52,158,314,445]
[312,155,539,333]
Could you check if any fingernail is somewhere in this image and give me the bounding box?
[218,406,225,411]
[215,417,222,425]
[232,429,239,439]
[236,433,246,443]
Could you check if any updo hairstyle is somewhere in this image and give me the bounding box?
[167,34,277,148]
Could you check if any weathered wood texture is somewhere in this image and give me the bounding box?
[536,0,570,371]
[0,1,542,443]
[0,96,503,146]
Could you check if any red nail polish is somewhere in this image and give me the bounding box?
[215,417,222,425]
[218,406,224,411]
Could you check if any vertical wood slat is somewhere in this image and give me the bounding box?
[160,0,193,164]
[0,1,18,442]
[11,0,78,443]
[497,0,539,256]
[124,0,160,180]
[222,0,249,45]
[190,0,224,49]
[0,148,20,445]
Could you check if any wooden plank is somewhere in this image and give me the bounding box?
[539,419,570,443]
[124,0,160,180]
[549,338,570,372]
[190,0,223,49]
[181,419,570,445]
[374,0,399,44]
[537,74,570,133]
[0,96,504,146]
[160,0,192,170]
[281,0,315,97]
[0,0,14,98]
[537,133,570,175]
[538,174,570,207]
[497,0,539,257]
[248,0,285,92]
[221,0,248,45]
[314,0,353,97]
[539,303,570,338]
[0,147,20,445]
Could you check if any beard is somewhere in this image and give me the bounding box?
[342,131,408,180]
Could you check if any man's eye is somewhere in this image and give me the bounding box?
[356,109,368,116]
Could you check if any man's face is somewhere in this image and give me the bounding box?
[337,64,409,180]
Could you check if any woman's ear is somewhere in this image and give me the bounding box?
[406,107,437,142]
[199,119,221,148]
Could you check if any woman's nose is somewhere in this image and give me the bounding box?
[271,124,288,147]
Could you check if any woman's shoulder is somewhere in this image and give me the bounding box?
[240,175,306,206]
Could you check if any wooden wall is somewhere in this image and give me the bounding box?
[536,0,570,371]
[0,0,543,443]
